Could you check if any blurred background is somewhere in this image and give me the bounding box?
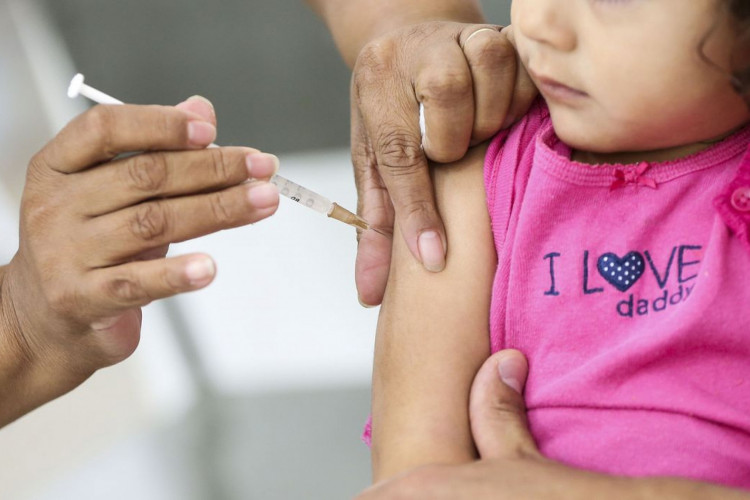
[0,0,511,498]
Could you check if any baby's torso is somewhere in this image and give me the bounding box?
[485,103,750,488]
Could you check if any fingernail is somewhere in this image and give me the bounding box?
[498,355,526,394]
[247,182,279,209]
[185,257,216,285]
[188,121,216,146]
[246,153,280,179]
[418,231,446,272]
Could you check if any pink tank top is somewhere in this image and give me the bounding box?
[485,100,750,488]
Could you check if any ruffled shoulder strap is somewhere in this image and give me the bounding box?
[714,143,750,252]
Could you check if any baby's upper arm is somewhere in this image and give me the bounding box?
[370,143,497,480]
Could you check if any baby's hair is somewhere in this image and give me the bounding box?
[729,0,750,105]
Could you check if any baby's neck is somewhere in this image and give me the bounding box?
[571,127,742,166]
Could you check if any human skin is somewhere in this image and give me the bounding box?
[0,97,279,427]
[359,350,750,499]
[0,0,533,431]
[306,0,538,305]
[368,0,750,494]
[369,145,495,480]
[511,0,750,163]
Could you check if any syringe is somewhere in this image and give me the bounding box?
[67,74,370,232]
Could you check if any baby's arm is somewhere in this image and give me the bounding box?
[370,144,496,481]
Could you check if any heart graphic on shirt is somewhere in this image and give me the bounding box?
[597,252,645,292]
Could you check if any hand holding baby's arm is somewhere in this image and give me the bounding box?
[0,97,279,427]
[363,351,750,500]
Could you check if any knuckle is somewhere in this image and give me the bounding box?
[208,147,234,184]
[27,152,49,182]
[402,21,440,43]
[83,105,117,157]
[351,141,377,175]
[466,33,516,68]
[418,70,472,106]
[492,398,524,419]
[401,197,434,221]
[126,153,169,194]
[357,38,397,74]
[105,275,149,305]
[208,191,236,226]
[162,265,186,292]
[354,39,399,92]
[130,202,169,242]
[376,130,423,173]
[23,156,55,210]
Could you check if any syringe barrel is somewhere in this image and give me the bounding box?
[270,175,331,215]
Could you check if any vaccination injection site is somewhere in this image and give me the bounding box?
[4,0,750,499]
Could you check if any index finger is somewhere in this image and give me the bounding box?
[36,104,216,174]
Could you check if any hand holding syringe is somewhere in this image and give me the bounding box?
[67,74,370,232]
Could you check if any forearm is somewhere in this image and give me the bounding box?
[370,145,495,481]
[305,0,485,67]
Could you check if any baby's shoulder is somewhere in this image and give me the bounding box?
[486,98,550,167]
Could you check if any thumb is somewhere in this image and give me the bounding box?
[469,349,539,460]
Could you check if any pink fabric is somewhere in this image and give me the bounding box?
[363,415,372,446]
[485,100,750,488]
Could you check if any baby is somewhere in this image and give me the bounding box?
[369,0,750,492]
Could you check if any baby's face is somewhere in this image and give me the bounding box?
[511,0,750,155]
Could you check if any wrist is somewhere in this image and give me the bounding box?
[316,1,487,67]
[0,264,34,377]
[0,261,88,427]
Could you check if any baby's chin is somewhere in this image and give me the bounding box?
[548,106,679,155]
[555,127,633,155]
[557,125,725,165]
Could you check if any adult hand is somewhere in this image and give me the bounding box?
[0,97,279,425]
[356,349,601,500]
[351,22,537,305]
[356,350,748,499]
